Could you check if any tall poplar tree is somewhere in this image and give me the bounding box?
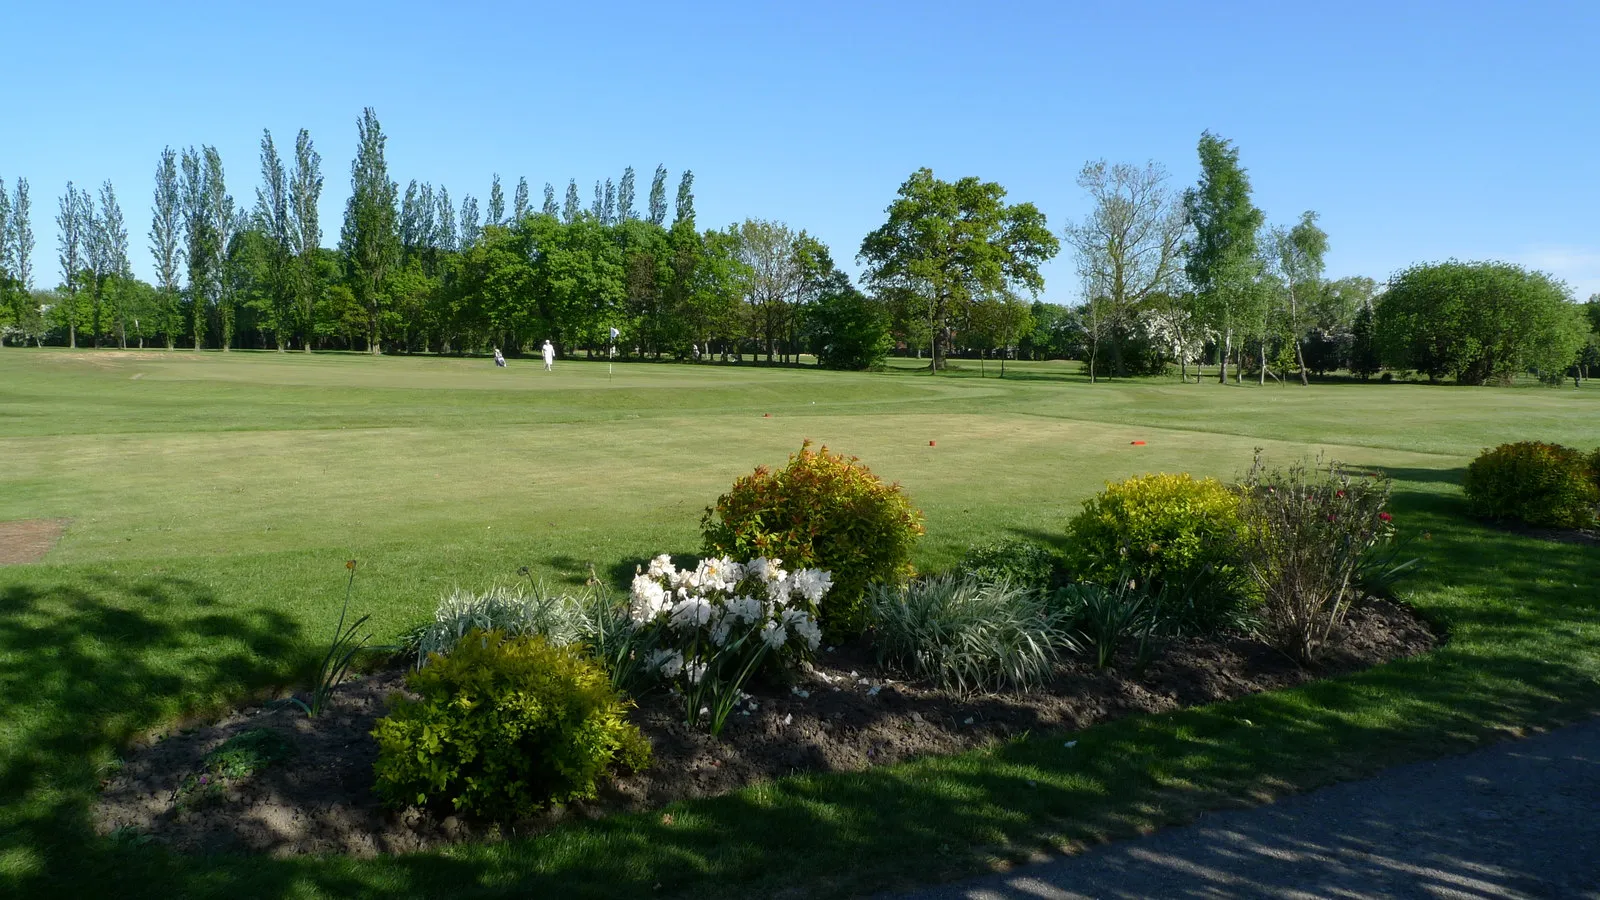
[58,184,96,347]
[602,179,617,225]
[674,170,696,226]
[563,179,580,223]
[150,148,184,348]
[459,194,481,245]
[513,177,530,222]
[289,128,323,350]
[83,186,111,347]
[542,182,558,217]
[1182,132,1264,384]
[179,148,213,348]
[487,174,505,226]
[434,186,457,252]
[648,164,668,226]
[400,180,425,250]
[617,166,636,222]
[98,181,130,348]
[255,130,295,350]
[338,107,399,355]
[12,179,31,293]
[203,146,238,349]
[414,183,436,254]
[591,181,605,219]
[0,176,10,279]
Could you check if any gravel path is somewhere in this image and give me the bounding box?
[891,717,1600,899]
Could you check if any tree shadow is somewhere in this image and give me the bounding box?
[0,572,323,896]
[1345,462,1466,487]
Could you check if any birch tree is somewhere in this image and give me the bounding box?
[1063,160,1187,382]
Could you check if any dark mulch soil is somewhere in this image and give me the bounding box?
[94,599,1438,858]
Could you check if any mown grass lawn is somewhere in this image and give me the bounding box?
[1,348,1597,898]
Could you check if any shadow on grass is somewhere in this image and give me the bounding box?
[0,573,311,895]
[8,471,1600,899]
[1347,462,1466,487]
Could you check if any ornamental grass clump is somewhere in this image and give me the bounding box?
[629,554,830,735]
[1240,454,1398,664]
[373,630,650,821]
[404,583,588,666]
[1053,580,1165,670]
[869,575,1061,694]
[1065,473,1252,633]
[1463,441,1600,530]
[702,441,924,638]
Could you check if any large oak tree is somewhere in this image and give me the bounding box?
[858,168,1057,371]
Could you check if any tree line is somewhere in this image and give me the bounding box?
[3,114,1597,383]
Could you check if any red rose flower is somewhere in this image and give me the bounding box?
[1379,512,1393,522]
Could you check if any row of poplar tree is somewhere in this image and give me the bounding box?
[0,108,884,366]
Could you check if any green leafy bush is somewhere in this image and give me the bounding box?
[957,539,1061,596]
[372,630,650,820]
[869,575,1060,693]
[1065,473,1252,632]
[1052,581,1163,670]
[702,441,925,637]
[1241,457,1398,663]
[1462,441,1599,529]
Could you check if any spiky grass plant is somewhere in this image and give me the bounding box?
[869,575,1062,694]
[1053,581,1156,669]
[408,583,587,666]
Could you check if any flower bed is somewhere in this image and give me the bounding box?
[93,597,1435,857]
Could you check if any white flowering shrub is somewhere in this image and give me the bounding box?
[629,554,831,734]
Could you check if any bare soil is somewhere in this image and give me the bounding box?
[0,518,70,564]
[94,599,1438,858]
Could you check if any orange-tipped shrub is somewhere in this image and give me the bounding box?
[701,441,924,637]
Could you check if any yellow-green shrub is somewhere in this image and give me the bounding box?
[1462,441,1599,529]
[1065,473,1251,632]
[701,441,924,637]
[372,630,650,821]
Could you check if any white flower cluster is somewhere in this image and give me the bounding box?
[629,554,831,680]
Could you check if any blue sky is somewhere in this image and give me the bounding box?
[4,1,1597,300]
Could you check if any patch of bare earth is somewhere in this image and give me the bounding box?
[94,599,1438,858]
[0,518,70,564]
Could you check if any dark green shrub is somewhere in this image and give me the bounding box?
[372,630,650,820]
[957,539,1061,595]
[1064,473,1252,633]
[1588,448,1600,493]
[702,441,925,637]
[1462,441,1599,529]
[869,575,1060,693]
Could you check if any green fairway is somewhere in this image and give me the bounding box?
[2,348,1598,898]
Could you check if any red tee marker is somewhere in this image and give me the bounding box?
[763,413,771,418]
[1130,440,1146,446]
[929,440,937,446]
